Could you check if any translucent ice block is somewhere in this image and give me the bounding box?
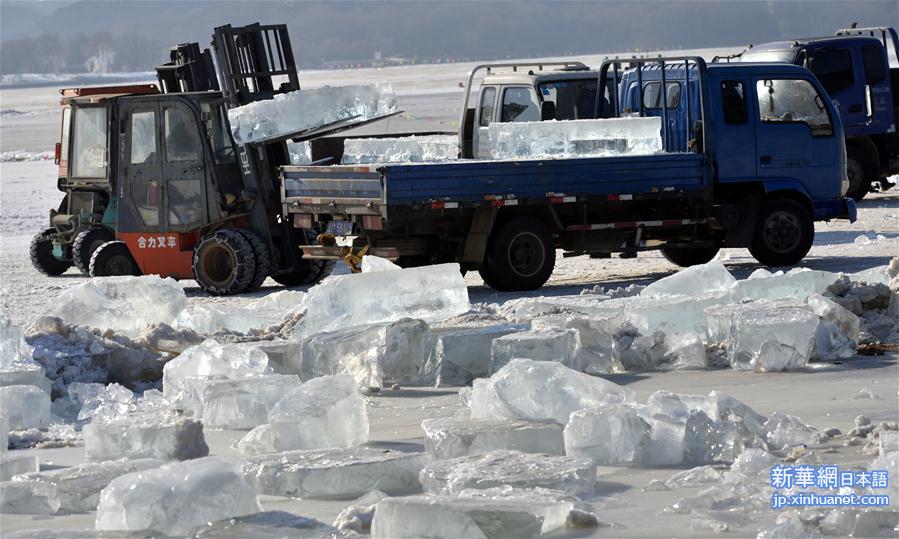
[641,260,736,297]
[193,374,303,429]
[95,456,261,536]
[0,412,7,453]
[421,417,564,460]
[0,453,39,481]
[728,305,820,371]
[333,490,386,533]
[730,268,840,302]
[287,141,312,165]
[423,324,527,387]
[563,404,652,465]
[418,450,596,496]
[489,117,663,160]
[530,314,622,374]
[176,290,306,335]
[83,404,208,462]
[1,316,52,395]
[470,358,634,424]
[0,385,50,429]
[228,84,397,145]
[490,328,579,373]
[759,412,823,450]
[242,447,426,499]
[0,480,59,514]
[192,511,339,538]
[342,135,459,164]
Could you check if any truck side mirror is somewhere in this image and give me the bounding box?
[541,101,557,121]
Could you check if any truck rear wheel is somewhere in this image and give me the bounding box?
[272,259,335,287]
[193,229,256,295]
[73,227,115,274]
[481,217,555,291]
[237,229,272,291]
[89,241,141,277]
[660,245,720,267]
[30,228,72,276]
[845,150,870,202]
[749,198,814,267]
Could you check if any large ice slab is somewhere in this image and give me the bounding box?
[176,290,306,335]
[0,385,50,429]
[237,375,368,455]
[471,358,634,424]
[730,267,840,302]
[423,323,526,386]
[489,116,663,160]
[243,447,426,499]
[41,276,186,337]
[531,313,622,374]
[419,450,596,496]
[9,458,163,513]
[297,263,469,337]
[422,417,564,459]
[0,480,59,514]
[728,305,819,371]
[95,456,261,536]
[192,374,303,429]
[490,328,579,373]
[641,260,736,297]
[228,84,397,144]
[192,511,340,538]
[299,318,428,388]
[342,135,459,164]
[0,453,39,481]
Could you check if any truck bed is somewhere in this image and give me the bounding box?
[281,152,709,214]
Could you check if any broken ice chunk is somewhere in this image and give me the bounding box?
[192,511,339,538]
[470,358,634,424]
[341,135,459,164]
[237,375,368,455]
[300,318,428,388]
[724,448,779,483]
[489,116,663,160]
[333,490,386,533]
[421,417,564,460]
[490,328,579,373]
[731,267,840,302]
[0,453,39,481]
[243,447,425,499]
[424,323,526,387]
[41,276,187,338]
[665,333,708,369]
[83,404,208,462]
[419,450,595,496]
[684,410,744,464]
[0,385,50,429]
[531,314,621,373]
[288,141,313,165]
[0,364,52,396]
[641,260,736,297]
[0,316,52,395]
[760,412,823,450]
[176,290,306,335]
[807,294,859,360]
[563,404,651,465]
[95,456,261,536]
[0,480,59,514]
[727,305,819,371]
[11,458,163,513]
[192,375,303,429]
[756,511,818,539]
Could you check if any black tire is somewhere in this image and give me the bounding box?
[30,228,72,276]
[193,229,256,295]
[89,241,141,277]
[237,229,272,291]
[749,198,814,267]
[272,229,335,287]
[845,149,870,202]
[72,227,115,274]
[481,217,555,291]
[660,245,720,267]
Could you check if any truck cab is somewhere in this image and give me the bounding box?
[739,26,899,199]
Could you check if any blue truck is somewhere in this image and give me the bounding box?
[280,56,855,291]
[736,25,899,200]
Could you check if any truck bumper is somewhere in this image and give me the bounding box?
[839,197,857,223]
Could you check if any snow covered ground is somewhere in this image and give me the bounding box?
[1,50,898,537]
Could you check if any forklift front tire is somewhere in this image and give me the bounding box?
[30,228,72,276]
[89,241,141,277]
[73,227,115,274]
[193,229,256,295]
[237,229,272,292]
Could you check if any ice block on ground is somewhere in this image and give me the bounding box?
[0,364,52,395]
[683,410,744,464]
[333,490,386,533]
[95,456,261,536]
[0,480,59,514]
[0,453,39,481]
[421,417,564,459]
[471,358,634,424]
[83,403,208,462]
[423,323,526,387]
[563,404,651,465]
[41,276,187,338]
[724,448,779,483]
[193,374,303,429]
[0,385,50,429]
[727,305,819,371]
[243,447,426,499]
[666,333,708,369]
[341,135,459,164]
[530,314,621,373]
[10,458,163,513]
[299,318,428,388]
[641,260,736,297]
[0,316,51,394]
[419,450,596,496]
[490,328,579,373]
[488,117,663,160]
[192,511,339,538]
[297,263,469,336]
[760,412,823,450]
[237,375,368,455]
[287,141,313,165]
[228,84,397,144]
[176,290,306,335]
[372,489,597,539]
[730,267,839,302]
[807,294,859,360]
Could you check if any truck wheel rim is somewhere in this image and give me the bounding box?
[764,211,802,254]
[507,232,544,278]
[200,243,236,287]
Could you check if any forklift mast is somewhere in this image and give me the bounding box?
[155,42,220,94]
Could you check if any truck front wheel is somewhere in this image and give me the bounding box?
[480,217,555,291]
[749,198,814,267]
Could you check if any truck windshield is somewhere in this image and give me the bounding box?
[537,79,598,119]
[71,107,108,178]
[741,49,797,63]
[756,79,833,136]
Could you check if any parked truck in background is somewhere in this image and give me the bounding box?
[282,57,856,291]
[737,25,899,201]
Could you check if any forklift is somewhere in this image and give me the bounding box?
[31,23,391,294]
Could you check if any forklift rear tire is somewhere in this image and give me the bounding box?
[237,229,272,291]
[73,227,115,274]
[89,241,141,277]
[30,228,72,276]
[660,245,720,267]
[193,229,256,295]
[481,217,555,291]
[749,198,814,267]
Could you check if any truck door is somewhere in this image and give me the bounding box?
[713,78,757,182]
[752,76,841,201]
[473,86,497,158]
[806,46,866,133]
[159,100,208,231]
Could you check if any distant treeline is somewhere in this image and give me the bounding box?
[1,32,166,75]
